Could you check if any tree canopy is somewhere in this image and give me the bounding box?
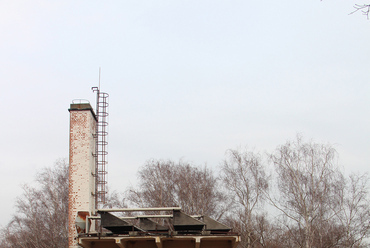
[1,137,370,248]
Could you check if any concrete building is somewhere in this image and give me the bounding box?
[68,99,240,248]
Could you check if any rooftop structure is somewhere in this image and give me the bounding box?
[75,207,240,248]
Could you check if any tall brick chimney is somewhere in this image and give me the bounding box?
[68,103,97,248]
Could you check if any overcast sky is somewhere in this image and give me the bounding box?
[1,0,369,227]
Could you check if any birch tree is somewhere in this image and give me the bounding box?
[221,149,268,248]
[269,136,343,248]
[0,159,69,248]
[337,173,370,247]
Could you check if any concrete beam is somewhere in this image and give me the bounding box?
[155,237,162,248]
[232,236,241,248]
[98,207,181,212]
[195,237,202,248]
[120,215,172,219]
[115,238,126,248]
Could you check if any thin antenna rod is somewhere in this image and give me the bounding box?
[99,67,101,90]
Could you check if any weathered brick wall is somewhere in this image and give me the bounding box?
[68,105,96,248]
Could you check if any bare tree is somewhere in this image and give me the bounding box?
[268,136,343,248]
[102,189,128,209]
[220,149,268,248]
[337,173,370,247]
[0,159,69,248]
[175,163,223,217]
[128,159,178,208]
[128,159,226,219]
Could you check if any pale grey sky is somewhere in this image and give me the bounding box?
[1,0,369,227]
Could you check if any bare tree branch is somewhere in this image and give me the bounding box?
[350,4,370,19]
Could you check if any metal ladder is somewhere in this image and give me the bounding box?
[92,87,109,207]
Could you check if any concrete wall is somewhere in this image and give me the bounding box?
[68,103,97,248]
[78,236,240,248]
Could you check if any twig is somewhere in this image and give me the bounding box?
[349,4,370,19]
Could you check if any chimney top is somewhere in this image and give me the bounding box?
[69,103,97,120]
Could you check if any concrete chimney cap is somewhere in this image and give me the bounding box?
[68,101,97,120]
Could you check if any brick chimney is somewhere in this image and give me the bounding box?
[68,103,97,248]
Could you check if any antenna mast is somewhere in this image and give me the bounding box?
[92,83,109,208]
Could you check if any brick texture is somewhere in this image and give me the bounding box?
[68,109,96,248]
